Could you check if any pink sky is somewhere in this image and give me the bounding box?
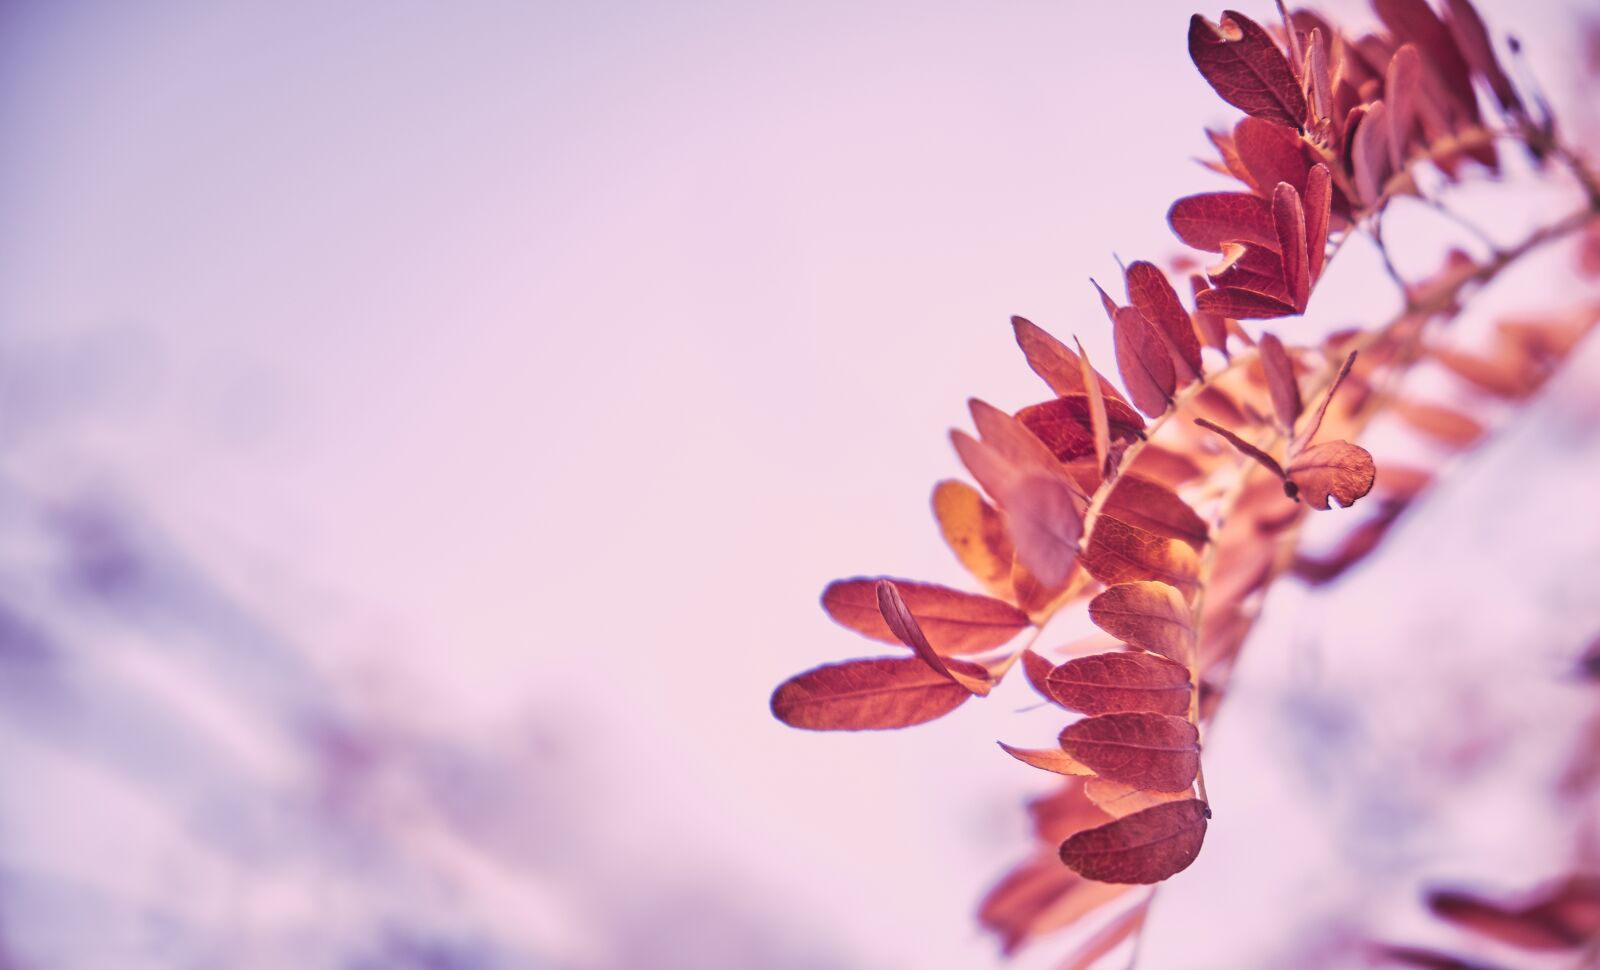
[0,1,1595,967]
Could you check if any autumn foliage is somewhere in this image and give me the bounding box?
[771,0,1600,964]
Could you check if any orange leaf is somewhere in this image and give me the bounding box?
[822,576,1028,654]
[1390,399,1484,447]
[1083,779,1196,819]
[999,741,1095,777]
[1058,899,1151,970]
[1103,475,1208,550]
[1286,440,1376,509]
[932,480,1016,599]
[875,581,994,695]
[1045,652,1192,716]
[1081,517,1200,592]
[1087,581,1195,662]
[770,657,981,730]
[1059,799,1209,884]
[1057,712,1200,792]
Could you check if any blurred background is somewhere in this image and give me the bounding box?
[0,1,1596,967]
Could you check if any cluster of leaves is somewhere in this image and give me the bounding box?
[771,0,1600,964]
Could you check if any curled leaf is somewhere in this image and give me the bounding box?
[1286,440,1377,509]
[1168,192,1278,252]
[822,576,1029,654]
[875,580,994,695]
[1059,799,1210,884]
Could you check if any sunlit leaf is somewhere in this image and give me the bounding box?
[822,576,1029,654]
[1286,440,1377,509]
[999,741,1096,776]
[1188,10,1308,129]
[1169,192,1278,252]
[932,480,1016,599]
[1082,517,1201,592]
[1083,779,1196,819]
[1088,582,1195,662]
[1103,475,1208,550]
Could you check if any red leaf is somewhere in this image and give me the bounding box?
[875,580,994,695]
[1188,11,1308,129]
[1102,475,1208,550]
[1303,163,1332,281]
[1273,181,1311,312]
[1233,116,1309,198]
[1195,285,1296,319]
[1012,316,1129,405]
[1059,799,1210,883]
[1017,395,1145,463]
[1445,0,1521,113]
[1286,440,1377,509]
[1057,712,1200,792]
[1352,100,1393,206]
[1375,0,1479,124]
[1081,517,1201,592]
[1258,332,1302,429]
[1045,652,1192,716]
[822,577,1029,654]
[1168,192,1278,252]
[1428,875,1600,950]
[1087,582,1195,662]
[1210,243,1292,305]
[1125,261,1204,380]
[1113,306,1177,417]
[770,657,981,730]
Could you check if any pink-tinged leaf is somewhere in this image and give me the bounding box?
[1045,652,1193,716]
[1195,286,1297,319]
[875,580,993,695]
[1088,581,1195,662]
[1169,192,1278,252]
[1188,11,1308,129]
[1209,244,1292,305]
[1194,417,1287,479]
[969,398,1072,475]
[1387,45,1423,171]
[1114,306,1178,417]
[1125,261,1204,380]
[1303,163,1332,281]
[1273,182,1311,312]
[1005,474,1084,588]
[1352,100,1393,206]
[770,657,980,730]
[1103,475,1208,550]
[1258,332,1302,429]
[1058,899,1151,970]
[1058,713,1200,792]
[1233,116,1310,198]
[822,576,1029,654]
[1084,779,1197,819]
[1445,0,1521,112]
[1286,440,1376,509]
[1059,799,1210,884]
[1391,399,1484,446]
[999,741,1095,776]
[1077,337,1112,476]
[1012,316,1129,404]
[1189,274,1230,352]
[978,858,1128,955]
[1022,648,1060,705]
[1081,517,1200,593]
[1375,0,1479,123]
[1017,395,1146,462]
[1306,26,1335,129]
[1427,875,1600,950]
